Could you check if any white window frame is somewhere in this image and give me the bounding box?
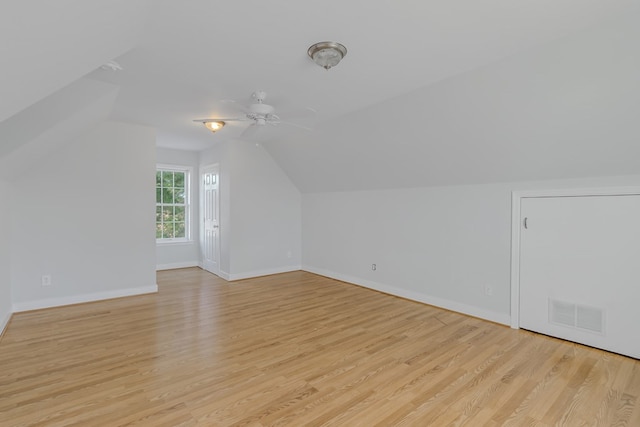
[156,164,193,244]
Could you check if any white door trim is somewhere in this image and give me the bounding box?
[510,186,640,329]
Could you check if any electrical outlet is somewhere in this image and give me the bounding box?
[484,285,493,296]
[41,275,52,287]
[372,264,377,271]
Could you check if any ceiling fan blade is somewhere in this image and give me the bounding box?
[193,117,249,123]
[279,106,317,120]
[240,123,259,138]
[280,120,313,132]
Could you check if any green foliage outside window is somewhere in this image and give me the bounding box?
[156,170,188,239]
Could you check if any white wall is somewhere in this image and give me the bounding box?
[302,175,640,325]
[228,142,301,279]
[0,179,11,334]
[10,121,157,311]
[155,147,200,270]
[200,140,302,280]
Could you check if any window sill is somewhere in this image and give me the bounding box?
[156,239,194,246]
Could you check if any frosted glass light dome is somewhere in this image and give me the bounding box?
[308,42,347,70]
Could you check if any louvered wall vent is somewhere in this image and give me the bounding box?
[549,299,605,334]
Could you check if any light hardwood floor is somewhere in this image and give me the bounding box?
[1,268,639,426]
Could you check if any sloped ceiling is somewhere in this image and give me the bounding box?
[3,1,640,192]
[269,13,640,192]
[0,78,120,180]
[0,0,150,123]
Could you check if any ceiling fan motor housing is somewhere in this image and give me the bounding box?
[247,102,276,125]
[249,103,275,116]
[252,90,267,102]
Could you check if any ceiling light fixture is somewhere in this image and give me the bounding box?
[203,121,225,133]
[307,41,347,70]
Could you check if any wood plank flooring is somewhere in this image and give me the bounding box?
[1,268,639,426]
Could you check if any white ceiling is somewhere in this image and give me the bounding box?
[3,0,640,191]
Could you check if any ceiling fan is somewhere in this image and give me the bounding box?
[194,90,314,137]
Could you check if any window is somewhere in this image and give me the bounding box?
[156,166,191,241]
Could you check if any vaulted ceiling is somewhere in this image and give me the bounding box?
[3,1,640,191]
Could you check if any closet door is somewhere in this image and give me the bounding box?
[519,194,640,358]
[201,165,220,276]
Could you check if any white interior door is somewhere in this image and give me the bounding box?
[200,165,220,276]
[519,194,640,358]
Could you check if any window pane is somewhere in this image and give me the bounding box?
[156,188,162,203]
[156,171,162,186]
[156,223,163,239]
[162,188,174,204]
[174,222,186,238]
[156,206,163,222]
[163,222,175,239]
[174,172,185,188]
[162,206,174,221]
[174,206,185,221]
[162,171,174,188]
[174,189,185,204]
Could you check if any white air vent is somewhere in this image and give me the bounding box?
[550,300,575,327]
[576,305,604,333]
[549,299,605,335]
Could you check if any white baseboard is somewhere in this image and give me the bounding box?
[227,265,302,281]
[156,261,199,271]
[12,285,158,313]
[303,265,510,326]
[0,310,12,338]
